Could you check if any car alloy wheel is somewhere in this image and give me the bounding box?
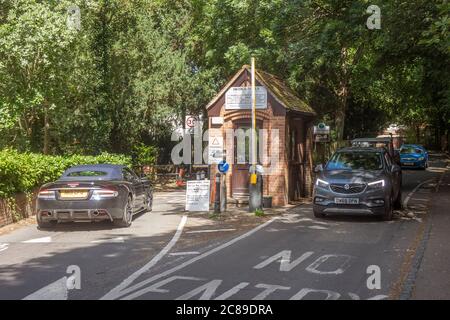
[114,196,133,227]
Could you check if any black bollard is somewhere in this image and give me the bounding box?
[214,173,221,214]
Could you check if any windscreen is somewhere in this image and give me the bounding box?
[400,147,423,154]
[326,152,383,170]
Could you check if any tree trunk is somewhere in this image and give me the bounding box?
[335,86,348,142]
[43,101,50,154]
[335,45,364,142]
[335,46,349,142]
[415,124,420,144]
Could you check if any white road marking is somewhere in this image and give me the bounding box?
[169,251,200,256]
[22,236,52,243]
[102,217,276,300]
[290,288,340,300]
[91,236,125,243]
[305,254,353,275]
[186,229,236,234]
[23,277,68,300]
[0,243,9,252]
[101,215,188,300]
[175,280,250,300]
[252,283,291,300]
[403,179,435,208]
[308,225,328,230]
[253,250,314,272]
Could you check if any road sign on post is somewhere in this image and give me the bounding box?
[185,115,202,134]
[313,123,330,143]
[218,160,229,173]
[208,129,224,164]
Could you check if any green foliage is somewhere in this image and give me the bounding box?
[254,208,264,217]
[0,0,448,156]
[132,143,158,166]
[0,149,131,197]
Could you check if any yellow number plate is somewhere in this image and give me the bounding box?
[59,190,89,199]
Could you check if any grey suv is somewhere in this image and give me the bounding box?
[313,147,402,220]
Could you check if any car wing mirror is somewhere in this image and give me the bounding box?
[391,164,401,173]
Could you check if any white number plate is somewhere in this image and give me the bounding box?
[334,198,359,205]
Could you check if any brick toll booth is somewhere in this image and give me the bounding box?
[206,65,317,207]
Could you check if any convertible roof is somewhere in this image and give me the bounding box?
[352,137,391,143]
[59,164,125,181]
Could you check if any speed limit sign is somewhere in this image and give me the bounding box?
[185,116,198,128]
[185,115,202,134]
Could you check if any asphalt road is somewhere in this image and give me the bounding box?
[0,155,447,300]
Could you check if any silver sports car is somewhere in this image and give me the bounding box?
[36,164,153,228]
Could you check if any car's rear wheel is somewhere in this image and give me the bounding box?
[381,194,394,221]
[114,196,133,228]
[37,215,57,229]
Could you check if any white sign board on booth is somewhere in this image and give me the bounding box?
[225,86,267,110]
[208,129,224,164]
[186,180,210,211]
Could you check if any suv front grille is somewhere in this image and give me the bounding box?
[330,183,366,194]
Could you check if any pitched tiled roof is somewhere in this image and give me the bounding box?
[255,68,316,115]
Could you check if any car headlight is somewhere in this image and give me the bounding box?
[315,178,329,188]
[418,157,424,161]
[368,180,385,189]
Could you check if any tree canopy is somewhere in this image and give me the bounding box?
[1,0,449,158]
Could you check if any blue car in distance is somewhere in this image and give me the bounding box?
[399,144,429,169]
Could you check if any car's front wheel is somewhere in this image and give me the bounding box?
[381,194,394,221]
[393,189,402,210]
[114,196,133,228]
[313,208,326,218]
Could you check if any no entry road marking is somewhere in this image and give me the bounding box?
[101,217,276,300]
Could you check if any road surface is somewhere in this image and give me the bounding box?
[0,154,448,300]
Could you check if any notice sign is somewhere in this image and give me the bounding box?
[208,129,224,164]
[225,86,267,110]
[186,180,210,211]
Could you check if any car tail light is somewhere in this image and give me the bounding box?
[38,190,56,200]
[91,188,118,200]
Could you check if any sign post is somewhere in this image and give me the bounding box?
[313,123,331,164]
[249,57,262,212]
[218,159,228,212]
[251,57,257,182]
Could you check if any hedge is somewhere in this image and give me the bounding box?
[0,149,131,198]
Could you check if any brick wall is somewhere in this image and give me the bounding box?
[0,190,38,228]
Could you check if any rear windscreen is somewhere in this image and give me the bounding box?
[66,171,108,177]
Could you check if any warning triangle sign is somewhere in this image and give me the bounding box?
[212,138,220,145]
